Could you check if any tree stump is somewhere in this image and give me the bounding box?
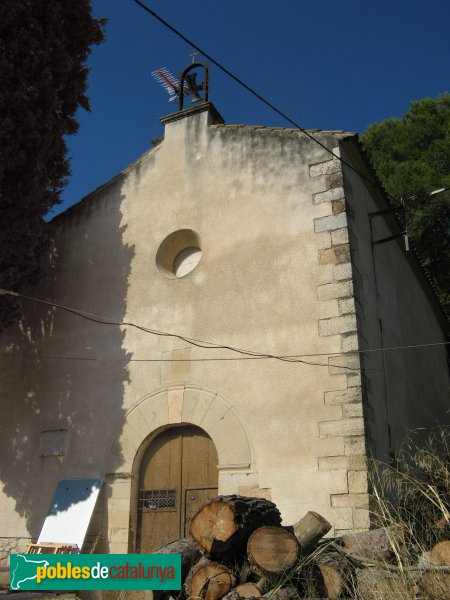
[190,495,281,557]
[247,527,299,575]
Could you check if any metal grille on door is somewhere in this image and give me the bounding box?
[138,489,176,510]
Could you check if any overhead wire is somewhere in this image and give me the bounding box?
[130,0,447,318]
[0,352,267,363]
[0,288,357,370]
[0,339,448,366]
[130,0,401,206]
[0,11,444,386]
[1,289,448,371]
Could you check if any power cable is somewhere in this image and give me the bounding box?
[130,0,400,206]
[0,288,356,370]
[0,352,267,362]
[1,289,448,370]
[0,340,448,365]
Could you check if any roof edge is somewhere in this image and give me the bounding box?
[50,144,162,224]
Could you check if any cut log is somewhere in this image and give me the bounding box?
[296,561,328,598]
[430,540,450,566]
[221,590,255,600]
[235,583,262,598]
[337,525,406,563]
[185,556,211,596]
[262,586,298,600]
[418,572,450,600]
[317,562,344,598]
[315,552,354,599]
[234,562,268,590]
[221,584,262,600]
[288,512,331,552]
[154,538,202,585]
[190,495,281,557]
[433,515,450,541]
[186,559,235,600]
[254,578,271,594]
[235,574,271,595]
[356,567,411,600]
[247,527,299,575]
[221,591,246,600]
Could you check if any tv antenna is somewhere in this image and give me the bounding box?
[152,62,209,109]
[152,67,180,102]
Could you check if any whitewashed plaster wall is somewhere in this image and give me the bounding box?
[5,103,434,558]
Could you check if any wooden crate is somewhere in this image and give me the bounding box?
[26,542,78,554]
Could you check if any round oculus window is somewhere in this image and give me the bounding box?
[156,229,202,279]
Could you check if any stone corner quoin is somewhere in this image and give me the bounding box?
[310,154,369,532]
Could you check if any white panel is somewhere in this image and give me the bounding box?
[37,479,102,550]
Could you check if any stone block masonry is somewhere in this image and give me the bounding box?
[319,314,357,337]
[309,159,341,177]
[313,186,345,205]
[314,212,348,233]
[310,154,370,534]
[317,281,354,302]
[0,537,33,567]
[319,243,351,267]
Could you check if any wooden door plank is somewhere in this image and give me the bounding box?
[181,427,218,536]
[138,430,182,552]
[138,426,218,552]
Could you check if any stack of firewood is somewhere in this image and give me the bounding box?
[153,495,450,600]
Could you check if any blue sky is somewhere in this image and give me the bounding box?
[54,0,450,216]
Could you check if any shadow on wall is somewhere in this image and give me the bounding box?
[0,175,134,545]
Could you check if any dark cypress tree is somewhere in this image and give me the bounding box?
[0,0,105,327]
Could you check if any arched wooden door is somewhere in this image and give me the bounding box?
[136,425,218,552]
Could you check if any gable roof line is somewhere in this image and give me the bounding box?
[210,123,356,138]
[51,143,162,224]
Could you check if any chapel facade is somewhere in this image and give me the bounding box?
[0,91,448,561]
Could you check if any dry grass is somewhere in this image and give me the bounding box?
[274,427,450,599]
[369,426,449,554]
[111,428,450,600]
[360,426,450,599]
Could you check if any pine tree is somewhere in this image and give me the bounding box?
[362,95,450,312]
